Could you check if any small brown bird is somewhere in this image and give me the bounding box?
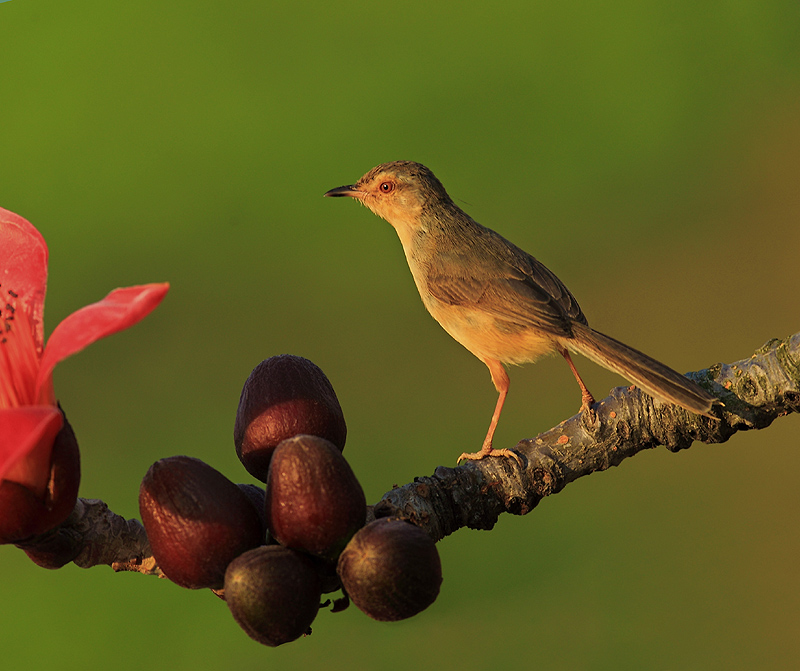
[325,161,717,464]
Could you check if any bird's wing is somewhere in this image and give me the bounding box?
[425,227,587,337]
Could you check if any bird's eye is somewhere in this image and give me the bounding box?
[379,181,394,193]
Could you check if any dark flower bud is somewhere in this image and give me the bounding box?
[337,517,442,622]
[265,435,365,562]
[139,456,264,589]
[237,483,269,540]
[234,355,347,482]
[313,556,343,595]
[224,545,322,647]
[0,411,80,545]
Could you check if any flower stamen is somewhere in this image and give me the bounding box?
[0,293,43,409]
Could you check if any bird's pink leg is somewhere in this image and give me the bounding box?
[458,359,522,466]
[559,348,595,411]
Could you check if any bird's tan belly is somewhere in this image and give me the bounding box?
[422,296,559,365]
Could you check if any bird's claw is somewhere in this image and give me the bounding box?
[457,447,523,467]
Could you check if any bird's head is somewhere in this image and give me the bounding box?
[324,161,452,237]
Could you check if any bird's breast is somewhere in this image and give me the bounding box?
[418,291,559,365]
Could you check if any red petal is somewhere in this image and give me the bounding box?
[36,283,169,399]
[0,208,48,349]
[0,406,63,483]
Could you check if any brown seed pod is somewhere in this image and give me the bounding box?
[234,355,347,482]
[337,517,442,622]
[224,545,322,647]
[265,435,365,562]
[139,456,264,589]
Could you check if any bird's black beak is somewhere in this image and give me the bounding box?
[324,184,361,198]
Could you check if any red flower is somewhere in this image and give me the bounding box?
[0,207,169,542]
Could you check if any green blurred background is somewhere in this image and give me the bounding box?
[2,1,799,668]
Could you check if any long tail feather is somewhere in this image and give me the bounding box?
[566,322,717,416]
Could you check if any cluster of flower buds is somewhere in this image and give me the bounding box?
[139,354,442,647]
[2,208,443,645]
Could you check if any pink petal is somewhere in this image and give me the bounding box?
[0,208,49,350]
[36,283,169,399]
[0,406,63,483]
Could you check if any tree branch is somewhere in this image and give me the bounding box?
[16,333,800,572]
[17,498,164,575]
[376,333,800,540]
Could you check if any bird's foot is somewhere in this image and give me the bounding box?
[457,445,522,467]
[579,393,599,427]
[579,389,596,413]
